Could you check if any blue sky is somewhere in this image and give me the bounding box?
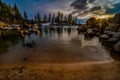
[3,0,74,19]
[2,0,120,20]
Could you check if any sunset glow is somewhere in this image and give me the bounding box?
[96,15,113,19]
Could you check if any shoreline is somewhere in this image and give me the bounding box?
[0,59,114,67]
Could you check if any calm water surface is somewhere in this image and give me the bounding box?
[0,26,118,64]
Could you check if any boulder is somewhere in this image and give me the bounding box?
[104,31,116,37]
[87,29,93,34]
[85,29,95,36]
[104,31,113,34]
[113,32,120,39]
[114,41,120,52]
[100,35,110,39]
[107,38,119,43]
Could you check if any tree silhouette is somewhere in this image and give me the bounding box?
[37,12,41,25]
[68,14,72,24]
[23,11,28,21]
[55,11,61,24]
[34,15,37,22]
[43,14,48,22]
[64,16,68,22]
[0,1,14,24]
[13,3,22,23]
[52,14,55,24]
[0,1,25,24]
[72,17,77,25]
[60,13,63,21]
[48,13,51,22]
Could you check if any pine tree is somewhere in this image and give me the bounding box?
[55,11,61,23]
[72,17,77,25]
[43,14,47,22]
[64,16,68,22]
[68,14,72,24]
[52,14,55,24]
[60,12,63,21]
[13,3,22,23]
[35,15,37,22]
[48,13,51,22]
[23,11,28,21]
[0,1,23,24]
[0,1,13,24]
[0,0,3,6]
[37,12,41,25]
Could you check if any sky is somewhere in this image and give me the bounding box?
[71,0,120,19]
[2,0,75,19]
[2,0,120,20]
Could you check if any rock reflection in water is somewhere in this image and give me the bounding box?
[0,26,114,64]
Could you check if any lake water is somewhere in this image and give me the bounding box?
[0,26,118,64]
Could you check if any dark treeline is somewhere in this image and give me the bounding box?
[24,11,78,25]
[0,0,77,25]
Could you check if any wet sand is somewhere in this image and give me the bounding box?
[0,62,120,80]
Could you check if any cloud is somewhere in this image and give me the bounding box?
[3,0,120,19]
[3,0,75,17]
[71,0,120,19]
[33,0,75,15]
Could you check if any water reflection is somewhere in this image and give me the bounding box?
[0,26,118,64]
[0,30,21,54]
[0,38,8,53]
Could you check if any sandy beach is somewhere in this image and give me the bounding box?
[0,61,120,80]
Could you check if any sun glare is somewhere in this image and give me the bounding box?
[97,16,106,19]
[96,15,113,19]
